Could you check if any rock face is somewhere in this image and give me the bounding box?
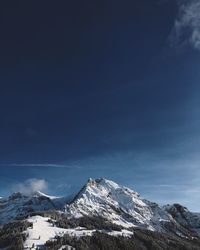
[1,178,200,238]
[164,203,200,236]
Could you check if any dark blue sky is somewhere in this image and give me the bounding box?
[1,0,200,211]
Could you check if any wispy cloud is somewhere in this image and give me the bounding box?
[14,178,48,196]
[170,0,200,50]
[0,162,103,170]
[0,163,78,169]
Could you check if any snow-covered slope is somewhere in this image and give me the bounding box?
[24,215,133,249]
[24,215,94,249]
[64,178,199,236]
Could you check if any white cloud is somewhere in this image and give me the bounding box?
[15,179,48,196]
[171,0,200,50]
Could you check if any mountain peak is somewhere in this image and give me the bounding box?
[8,192,24,200]
[66,178,155,228]
[86,178,123,190]
[86,178,99,187]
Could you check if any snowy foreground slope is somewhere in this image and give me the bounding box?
[24,215,133,249]
[1,178,200,249]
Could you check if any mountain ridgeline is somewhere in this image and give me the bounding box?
[0,178,200,250]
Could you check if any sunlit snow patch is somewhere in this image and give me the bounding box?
[24,215,133,249]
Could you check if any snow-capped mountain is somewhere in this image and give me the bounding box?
[1,178,200,238]
[1,178,200,249]
[0,190,68,224]
[64,178,200,237]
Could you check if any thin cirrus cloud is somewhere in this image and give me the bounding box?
[1,163,79,169]
[0,163,102,170]
[170,0,200,50]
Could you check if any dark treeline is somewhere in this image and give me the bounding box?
[44,230,200,250]
[0,220,32,250]
[49,214,123,231]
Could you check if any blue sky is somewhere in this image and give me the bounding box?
[0,0,200,211]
